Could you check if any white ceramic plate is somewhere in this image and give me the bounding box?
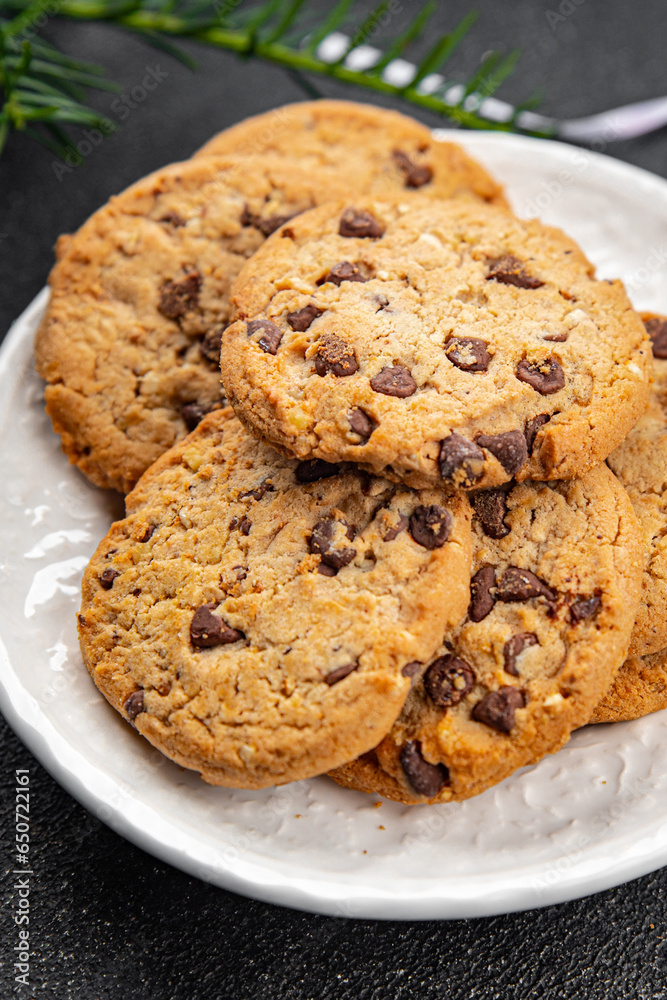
[2,132,667,921]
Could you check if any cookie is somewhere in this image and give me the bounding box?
[36,153,447,495]
[195,99,506,206]
[590,647,667,724]
[329,465,643,803]
[222,197,651,491]
[78,409,473,789]
[606,313,667,656]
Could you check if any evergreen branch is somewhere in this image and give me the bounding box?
[0,0,552,164]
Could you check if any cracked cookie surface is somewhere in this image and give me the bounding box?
[195,99,506,206]
[222,197,650,490]
[329,465,642,803]
[78,409,473,789]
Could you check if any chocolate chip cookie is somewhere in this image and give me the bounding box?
[329,465,643,803]
[195,99,506,206]
[606,314,667,656]
[591,646,667,724]
[36,154,443,495]
[222,197,651,491]
[78,409,473,788]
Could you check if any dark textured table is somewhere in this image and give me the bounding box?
[2,3,667,997]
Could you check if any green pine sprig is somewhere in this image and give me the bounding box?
[0,0,552,162]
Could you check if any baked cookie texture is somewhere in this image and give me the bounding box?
[607,314,667,656]
[36,153,446,495]
[329,465,643,804]
[591,647,667,724]
[222,197,651,490]
[78,409,473,789]
[195,99,507,206]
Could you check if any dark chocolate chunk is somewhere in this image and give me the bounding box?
[469,565,496,622]
[239,518,252,536]
[317,563,338,577]
[123,690,145,722]
[99,567,119,590]
[182,402,208,431]
[348,408,376,441]
[383,515,409,542]
[401,661,421,680]
[158,270,201,320]
[296,459,340,483]
[472,687,525,733]
[496,567,556,603]
[400,740,449,797]
[247,318,282,355]
[471,489,510,539]
[199,326,224,364]
[287,304,323,332]
[315,335,359,377]
[318,261,368,286]
[570,595,601,623]
[309,518,357,569]
[392,149,434,188]
[325,662,359,685]
[256,213,295,237]
[370,365,417,398]
[159,210,185,227]
[438,433,485,487]
[445,337,491,373]
[486,255,544,289]
[516,358,565,395]
[525,413,551,454]
[240,480,272,501]
[542,330,568,342]
[191,604,245,648]
[139,524,155,543]
[424,654,475,708]
[339,208,384,239]
[645,317,667,359]
[475,430,528,475]
[409,505,452,549]
[503,633,538,676]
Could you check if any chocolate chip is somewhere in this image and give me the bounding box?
[240,480,272,501]
[139,524,155,543]
[542,330,568,342]
[239,518,251,536]
[525,413,551,453]
[247,318,282,355]
[229,517,239,531]
[516,358,565,395]
[424,655,475,708]
[199,326,224,364]
[317,563,338,577]
[392,149,433,188]
[438,433,485,487]
[348,408,375,441]
[400,741,449,797]
[401,661,421,680]
[158,270,201,320]
[315,335,358,377]
[99,567,119,589]
[339,208,384,239]
[191,604,245,648]
[469,566,496,622]
[159,210,184,227]
[475,430,527,475]
[384,515,409,542]
[296,459,340,483]
[471,489,510,539]
[123,690,145,721]
[496,567,556,603]
[570,595,601,623]
[325,662,358,685]
[370,365,417,398]
[287,304,323,332]
[487,255,544,289]
[503,633,538,676]
[645,317,667,359]
[317,261,368,286]
[182,402,208,431]
[472,687,525,733]
[445,337,491,373]
[309,518,357,569]
[256,213,295,237]
[409,505,452,549]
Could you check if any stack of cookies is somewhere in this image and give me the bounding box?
[34,100,667,805]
